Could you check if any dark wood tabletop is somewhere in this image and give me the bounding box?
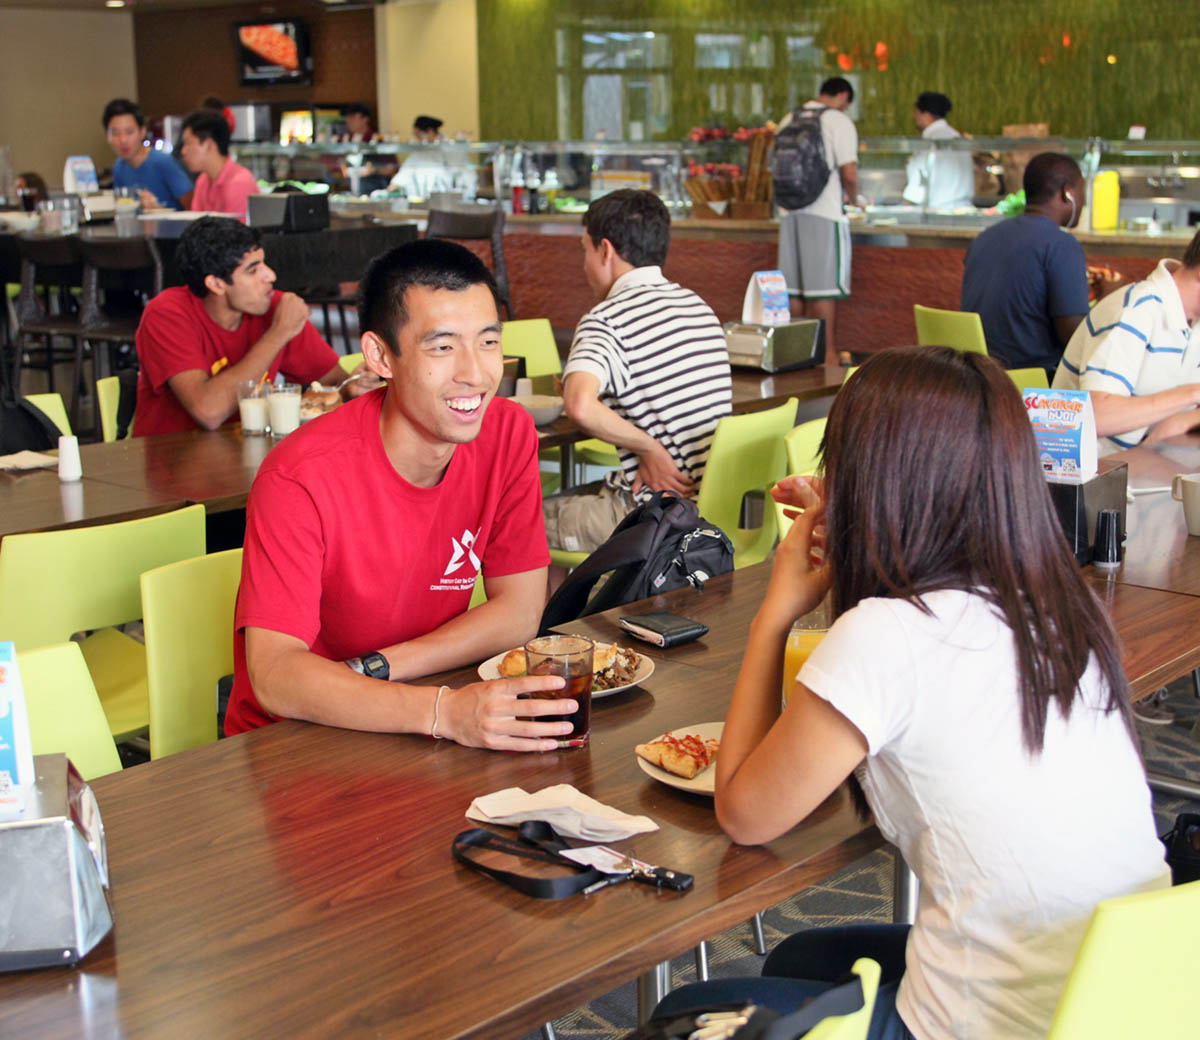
[1101,436,1200,599]
[729,365,846,414]
[0,466,184,540]
[0,624,879,1039]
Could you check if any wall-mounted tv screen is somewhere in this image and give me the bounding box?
[235,20,313,87]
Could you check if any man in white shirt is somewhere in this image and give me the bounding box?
[1053,228,1200,452]
[775,77,859,361]
[902,92,975,210]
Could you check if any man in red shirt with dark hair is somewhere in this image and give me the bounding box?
[226,239,575,750]
[133,217,351,436]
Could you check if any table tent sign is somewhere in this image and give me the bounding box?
[1024,387,1098,484]
[742,270,792,325]
[0,642,35,820]
[62,156,99,196]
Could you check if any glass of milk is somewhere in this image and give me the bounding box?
[268,383,301,439]
[236,379,269,436]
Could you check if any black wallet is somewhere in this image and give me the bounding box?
[618,611,708,648]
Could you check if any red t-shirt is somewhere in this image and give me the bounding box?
[225,390,550,734]
[133,287,338,436]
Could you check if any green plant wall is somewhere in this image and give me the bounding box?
[477,0,1198,140]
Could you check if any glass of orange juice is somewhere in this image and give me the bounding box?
[782,598,831,706]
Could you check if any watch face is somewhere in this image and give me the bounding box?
[362,652,389,680]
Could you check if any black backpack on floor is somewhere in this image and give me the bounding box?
[539,492,734,632]
[771,105,831,211]
[0,389,61,453]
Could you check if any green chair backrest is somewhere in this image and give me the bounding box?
[695,398,797,569]
[1008,366,1049,390]
[1047,879,1200,1039]
[19,642,121,781]
[25,392,71,437]
[502,318,562,378]
[913,304,988,355]
[842,365,859,383]
[140,548,242,759]
[338,352,364,376]
[96,375,121,442]
[806,958,880,1040]
[0,504,207,652]
[784,417,826,477]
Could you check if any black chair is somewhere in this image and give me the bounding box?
[425,205,514,319]
[12,234,84,413]
[76,234,162,433]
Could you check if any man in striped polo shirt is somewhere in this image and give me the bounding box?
[1053,227,1200,454]
[543,189,732,555]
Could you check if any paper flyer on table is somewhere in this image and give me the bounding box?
[0,642,36,820]
[741,270,791,325]
[1023,387,1097,484]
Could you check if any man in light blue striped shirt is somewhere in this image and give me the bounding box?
[1053,229,1200,453]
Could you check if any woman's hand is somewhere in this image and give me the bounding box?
[761,476,831,628]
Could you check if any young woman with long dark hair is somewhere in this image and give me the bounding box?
[658,347,1168,1039]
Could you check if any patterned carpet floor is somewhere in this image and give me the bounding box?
[521,675,1200,1040]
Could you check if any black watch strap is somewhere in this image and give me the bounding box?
[345,652,389,681]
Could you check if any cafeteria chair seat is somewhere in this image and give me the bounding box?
[1007,366,1050,390]
[696,398,799,569]
[913,304,988,355]
[19,642,122,781]
[805,957,880,1040]
[141,548,242,759]
[0,504,207,742]
[426,204,514,319]
[1046,878,1200,1038]
[25,391,71,437]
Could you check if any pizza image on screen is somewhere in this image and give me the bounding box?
[239,24,299,71]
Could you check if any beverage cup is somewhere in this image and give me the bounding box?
[524,634,594,748]
[267,382,301,439]
[782,597,831,706]
[57,435,82,483]
[113,187,140,237]
[237,379,269,435]
[1172,473,1200,537]
[37,198,62,234]
[1092,508,1123,567]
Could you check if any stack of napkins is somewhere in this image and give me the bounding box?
[467,784,657,841]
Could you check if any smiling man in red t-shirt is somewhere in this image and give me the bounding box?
[226,239,576,750]
[133,217,356,436]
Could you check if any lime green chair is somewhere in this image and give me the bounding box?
[1047,879,1200,1038]
[696,398,798,569]
[96,375,123,442]
[503,317,620,480]
[25,392,71,437]
[842,365,859,383]
[141,548,242,759]
[338,352,364,376]
[19,642,122,781]
[0,505,207,742]
[1008,366,1049,391]
[775,417,827,541]
[468,571,488,609]
[808,958,880,1040]
[913,304,988,355]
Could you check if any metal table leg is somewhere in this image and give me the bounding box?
[693,940,709,982]
[1148,771,1200,802]
[892,851,919,925]
[559,442,576,491]
[637,961,672,1024]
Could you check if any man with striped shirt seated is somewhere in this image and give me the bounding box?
[543,189,733,554]
[1053,227,1200,453]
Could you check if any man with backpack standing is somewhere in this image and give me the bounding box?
[772,77,859,363]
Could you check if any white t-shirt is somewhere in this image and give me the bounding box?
[798,590,1169,1040]
[902,119,976,209]
[1053,259,1200,452]
[776,102,858,223]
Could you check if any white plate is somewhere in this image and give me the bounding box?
[476,642,654,699]
[635,722,724,796]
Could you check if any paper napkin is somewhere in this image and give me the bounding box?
[467,784,657,842]
[0,451,57,471]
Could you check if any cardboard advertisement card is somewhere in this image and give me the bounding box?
[0,642,36,820]
[1023,387,1098,484]
[741,270,791,326]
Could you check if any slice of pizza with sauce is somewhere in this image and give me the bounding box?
[635,732,719,780]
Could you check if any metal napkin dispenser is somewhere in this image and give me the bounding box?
[722,319,825,373]
[247,192,330,233]
[0,754,112,972]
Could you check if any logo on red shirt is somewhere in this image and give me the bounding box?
[444,528,481,577]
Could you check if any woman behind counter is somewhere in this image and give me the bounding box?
[656,346,1168,1039]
